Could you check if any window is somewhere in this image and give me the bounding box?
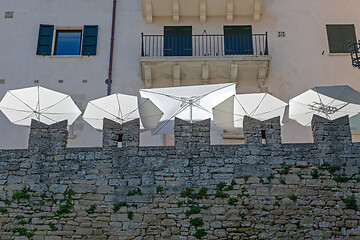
[224,26,253,55]
[36,24,98,56]
[55,30,82,55]
[326,24,356,53]
[164,26,192,56]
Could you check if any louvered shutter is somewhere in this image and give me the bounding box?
[82,25,98,55]
[36,24,54,55]
[341,25,356,53]
[327,24,356,53]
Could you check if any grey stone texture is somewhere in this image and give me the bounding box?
[0,115,359,239]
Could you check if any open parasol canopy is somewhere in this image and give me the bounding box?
[139,83,236,135]
[0,86,81,126]
[82,93,163,130]
[289,85,360,126]
[213,93,287,132]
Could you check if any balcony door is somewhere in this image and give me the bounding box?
[224,26,253,55]
[164,26,192,56]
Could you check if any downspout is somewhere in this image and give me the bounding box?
[107,0,117,95]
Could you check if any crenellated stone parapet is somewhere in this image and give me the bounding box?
[0,115,359,239]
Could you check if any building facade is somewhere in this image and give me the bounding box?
[1,0,360,148]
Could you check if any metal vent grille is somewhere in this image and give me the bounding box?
[4,12,14,18]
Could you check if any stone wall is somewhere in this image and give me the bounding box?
[0,115,359,240]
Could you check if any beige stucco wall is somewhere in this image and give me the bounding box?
[1,0,360,148]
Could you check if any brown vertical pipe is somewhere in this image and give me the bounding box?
[107,0,117,95]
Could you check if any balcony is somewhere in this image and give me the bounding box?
[141,0,264,23]
[140,32,271,91]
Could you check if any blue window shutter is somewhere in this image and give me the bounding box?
[36,24,54,55]
[82,25,98,55]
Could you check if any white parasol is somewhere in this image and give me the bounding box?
[82,93,163,130]
[289,85,360,126]
[0,86,81,126]
[139,83,236,134]
[213,93,287,132]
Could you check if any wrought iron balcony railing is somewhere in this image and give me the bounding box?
[141,32,268,57]
[349,40,360,69]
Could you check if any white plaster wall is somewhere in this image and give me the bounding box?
[1,0,360,148]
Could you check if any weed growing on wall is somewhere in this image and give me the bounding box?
[341,195,358,210]
[0,186,77,239]
[86,204,96,215]
[113,202,128,212]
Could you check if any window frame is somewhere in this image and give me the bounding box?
[54,29,83,56]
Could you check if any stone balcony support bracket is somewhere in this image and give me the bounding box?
[142,0,264,23]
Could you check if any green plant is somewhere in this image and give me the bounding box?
[215,182,229,198]
[185,206,202,216]
[261,214,268,217]
[196,187,209,199]
[0,207,7,214]
[261,207,269,212]
[12,186,31,202]
[259,178,264,183]
[127,211,134,220]
[267,173,275,182]
[131,203,138,208]
[289,194,297,202]
[12,227,37,239]
[180,187,194,198]
[341,195,358,210]
[19,220,27,225]
[297,173,303,179]
[275,196,283,201]
[54,188,76,217]
[333,174,352,183]
[63,188,76,198]
[2,199,11,205]
[238,187,250,198]
[156,186,163,193]
[224,185,234,191]
[200,205,209,210]
[244,175,250,182]
[310,169,320,179]
[320,163,341,174]
[127,188,142,196]
[48,223,58,231]
[239,212,246,221]
[231,179,236,186]
[216,182,226,190]
[177,201,185,207]
[215,190,229,199]
[193,229,207,239]
[86,204,96,214]
[190,217,204,228]
[15,215,25,220]
[279,178,286,184]
[280,165,291,175]
[54,201,73,216]
[228,197,238,206]
[113,202,128,212]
